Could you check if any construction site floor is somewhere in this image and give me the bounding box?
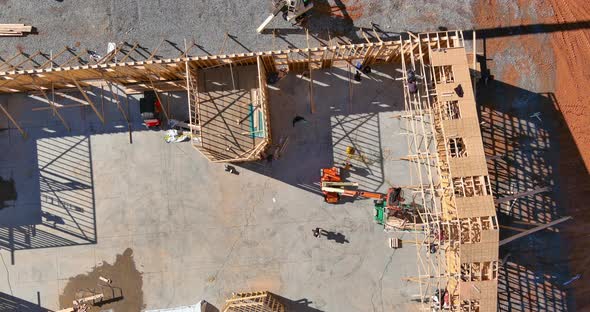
[1,0,589,311]
[0,62,422,311]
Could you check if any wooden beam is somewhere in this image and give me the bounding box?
[95,43,120,65]
[372,26,383,42]
[347,63,353,112]
[495,186,551,204]
[106,82,129,122]
[61,48,88,67]
[499,216,572,246]
[100,43,124,64]
[225,293,268,303]
[118,42,140,63]
[37,87,71,131]
[472,29,477,99]
[72,79,105,123]
[148,39,165,61]
[0,103,26,138]
[31,103,88,111]
[38,47,69,69]
[0,51,23,71]
[147,77,169,121]
[362,31,371,44]
[180,40,195,58]
[12,51,42,70]
[219,32,229,55]
[306,28,315,114]
[185,55,192,131]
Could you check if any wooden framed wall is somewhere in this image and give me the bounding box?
[399,30,499,312]
[222,291,284,312]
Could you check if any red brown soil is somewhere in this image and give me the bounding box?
[547,0,590,168]
[546,0,590,309]
[475,0,590,309]
[314,0,365,20]
[59,248,144,312]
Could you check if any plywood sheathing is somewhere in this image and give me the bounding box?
[399,31,499,312]
[430,45,499,311]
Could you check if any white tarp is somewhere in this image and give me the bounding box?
[142,300,209,312]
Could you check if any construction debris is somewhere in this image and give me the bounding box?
[0,24,33,37]
[256,0,313,33]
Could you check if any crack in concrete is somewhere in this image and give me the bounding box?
[371,249,396,312]
[0,252,13,295]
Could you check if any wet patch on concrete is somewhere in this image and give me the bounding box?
[59,248,144,311]
[0,176,17,210]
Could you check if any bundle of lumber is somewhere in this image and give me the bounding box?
[0,24,33,37]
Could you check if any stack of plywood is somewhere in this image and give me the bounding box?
[0,24,33,36]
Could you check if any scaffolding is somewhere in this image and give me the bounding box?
[399,31,499,311]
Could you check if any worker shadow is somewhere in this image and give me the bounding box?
[338,166,371,181]
[0,292,50,312]
[320,229,349,244]
[474,36,583,311]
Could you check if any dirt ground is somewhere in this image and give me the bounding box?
[59,248,144,311]
[546,1,590,310]
[474,0,590,310]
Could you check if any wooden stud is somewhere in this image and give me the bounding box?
[12,51,42,70]
[147,77,169,121]
[362,31,371,44]
[0,51,23,72]
[347,63,352,112]
[500,216,572,246]
[100,43,124,64]
[61,48,89,67]
[37,87,71,131]
[148,39,165,61]
[72,79,105,123]
[38,47,69,69]
[100,83,105,121]
[0,103,26,138]
[306,28,314,114]
[118,42,140,63]
[372,27,383,43]
[180,40,196,58]
[106,81,129,122]
[219,32,229,55]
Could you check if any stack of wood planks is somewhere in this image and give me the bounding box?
[0,24,33,37]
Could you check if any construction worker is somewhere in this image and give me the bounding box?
[341,160,353,171]
[408,81,418,94]
[354,70,362,82]
[292,115,307,127]
[312,227,321,238]
[224,165,238,174]
[407,69,417,83]
[454,84,464,97]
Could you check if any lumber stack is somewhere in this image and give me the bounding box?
[0,24,33,37]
